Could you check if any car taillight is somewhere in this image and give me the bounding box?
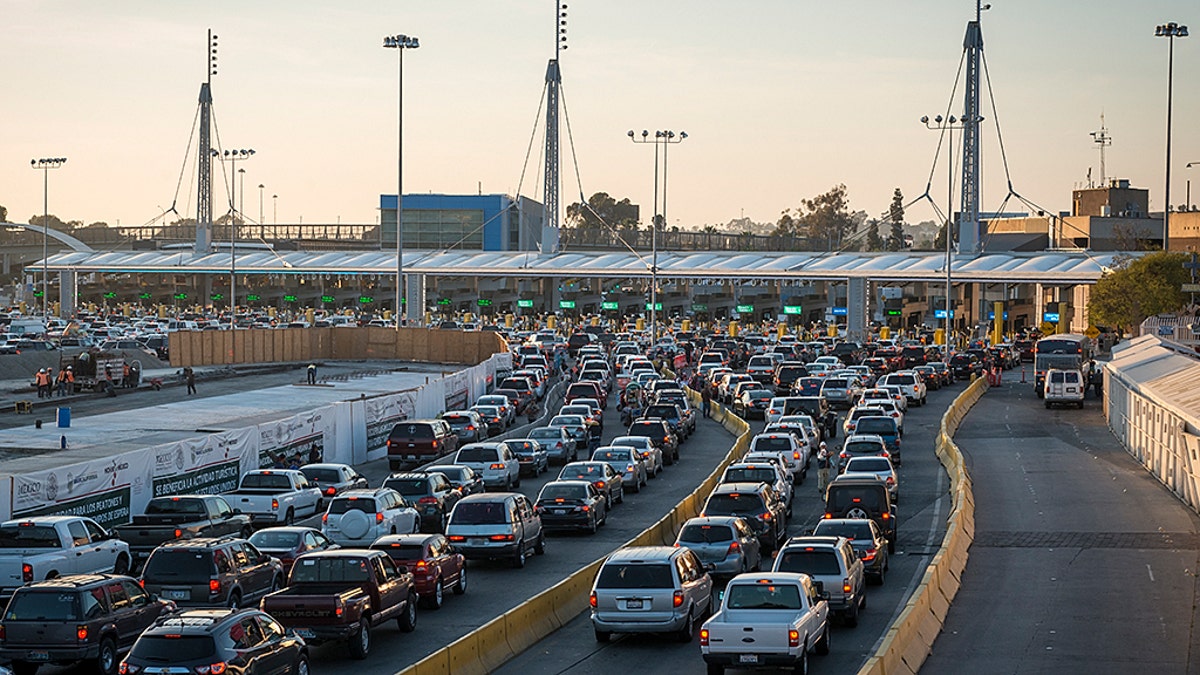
[376,512,385,524]
[174,529,183,539]
[589,591,597,608]
[843,578,852,594]
[322,512,329,523]
[325,487,336,496]
[489,534,515,542]
[119,663,140,675]
[788,629,801,647]
[490,463,506,470]
[194,662,228,675]
[663,436,670,443]
[209,579,221,594]
[761,511,772,521]
[673,590,684,607]
[886,476,895,485]
[596,481,606,489]
[415,560,427,570]
[882,511,890,520]
[272,498,279,511]
[76,625,88,641]
[699,628,710,646]
[418,496,438,504]
[793,451,800,460]
[862,548,877,562]
[431,440,439,449]
[581,505,590,512]
[448,535,466,542]
[727,541,740,555]
[21,563,32,582]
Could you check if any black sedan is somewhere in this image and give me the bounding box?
[733,388,775,420]
[534,480,608,533]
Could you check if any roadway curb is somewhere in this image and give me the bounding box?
[396,385,752,675]
[857,377,986,675]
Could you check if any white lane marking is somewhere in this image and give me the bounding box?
[1147,564,1155,582]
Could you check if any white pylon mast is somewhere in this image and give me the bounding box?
[1090,113,1112,186]
[958,0,985,255]
[541,2,567,254]
[195,30,217,255]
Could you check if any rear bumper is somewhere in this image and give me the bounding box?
[540,513,592,530]
[702,652,803,669]
[281,624,358,643]
[457,542,520,559]
[0,645,98,664]
[591,611,688,633]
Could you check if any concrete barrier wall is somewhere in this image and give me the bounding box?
[396,387,752,675]
[858,377,987,675]
[169,327,507,368]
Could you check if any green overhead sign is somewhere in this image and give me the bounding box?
[102,292,117,299]
[138,292,152,300]
[283,295,298,303]
[735,304,754,314]
[559,300,577,309]
[783,305,802,315]
[359,296,374,304]
[477,298,493,307]
[246,294,261,302]
[601,301,619,311]
[321,295,335,304]
[644,302,663,311]
[517,299,534,308]
[437,298,452,305]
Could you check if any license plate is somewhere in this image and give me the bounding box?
[553,509,568,514]
[164,590,189,600]
[739,655,759,664]
[27,651,49,662]
[625,599,643,609]
[294,628,316,639]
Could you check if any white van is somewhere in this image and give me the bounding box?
[7,318,46,336]
[1043,368,1085,409]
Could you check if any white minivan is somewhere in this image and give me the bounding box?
[1043,369,1085,409]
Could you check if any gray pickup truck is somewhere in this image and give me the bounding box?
[113,494,252,565]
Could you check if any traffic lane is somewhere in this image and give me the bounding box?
[923,382,1200,674]
[314,404,737,675]
[495,381,964,675]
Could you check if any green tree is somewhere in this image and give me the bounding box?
[865,218,884,251]
[29,213,68,231]
[0,204,8,223]
[565,192,639,244]
[1088,251,1190,333]
[887,188,906,251]
[773,184,856,250]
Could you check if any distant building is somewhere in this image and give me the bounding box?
[1072,179,1148,218]
[379,193,545,252]
[983,179,1162,251]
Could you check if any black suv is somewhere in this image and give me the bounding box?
[120,608,307,675]
[139,537,284,609]
[788,396,838,440]
[949,353,982,381]
[381,471,462,533]
[626,419,679,463]
[702,482,788,552]
[642,403,689,439]
[0,574,174,675]
[823,475,896,553]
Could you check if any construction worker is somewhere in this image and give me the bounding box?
[122,362,132,388]
[307,363,317,385]
[34,369,50,399]
[55,368,70,397]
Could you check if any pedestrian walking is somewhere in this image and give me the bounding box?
[307,363,317,385]
[817,442,832,492]
[35,369,50,399]
[185,367,197,395]
[701,386,712,418]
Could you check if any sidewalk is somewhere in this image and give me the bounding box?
[0,364,252,413]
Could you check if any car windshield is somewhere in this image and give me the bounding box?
[374,544,426,561]
[775,550,842,575]
[248,531,301,549]
[328,498,376,515]
[301,468,342,483]
[539,484,588,501]
[551,415,585,427]
[392,424,434,439]
[561,464,605,480]
[846,458,892,472]
[890,375,916,385]
[705,493,766,515]
[725,467,778,484]
[451,501,509,525]
[290,556,372,583]
[594,449,633,462]
[751,437,792,452]
[383,478,428,497]
[828,486,885,511]
[813,521,875,540]
[456,447,499,463]
[844,441,885,455]
[856,419,896,435]
[4,591,80,621]
[239,473,294,490]
[678,524,734,544]
[129,636,216,663]
[725,583,803,610]
[142,550,215,582]
[596,563,674,589]
[145,498,206,516]
[0,525,61,548]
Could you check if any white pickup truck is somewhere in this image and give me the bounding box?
[226,469,324,526]
[700,572,831,674]
[0,516,131,598]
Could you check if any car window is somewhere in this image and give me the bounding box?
[726,583,802,610]
[451,501,508,524]
[231,616,265,649]
[67,521,90,547]
[83,520,108,543]
[776,550,842,575]
[258,615,285,642]
[679,523,734,543]
[597,563,675,589]
[81,588,107,618]
[105,581,131,611]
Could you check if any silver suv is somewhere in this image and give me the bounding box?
[590,546,714,643]
[772,535,866,627]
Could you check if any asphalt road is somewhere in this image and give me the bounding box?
[922,381,1200,674]
[306,387,741,675]
[496,378,969,675]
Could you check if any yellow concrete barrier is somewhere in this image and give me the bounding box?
[408,649,449,675]
[855,377,984,675]
[475,616,513,673]
[504,600,560,656]
[445,630,484,675]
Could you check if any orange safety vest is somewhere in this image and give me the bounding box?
[66,371,74,383]
[35,372,49,386]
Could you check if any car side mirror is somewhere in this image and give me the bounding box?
[232,508,242,515]
[813,581,827,597]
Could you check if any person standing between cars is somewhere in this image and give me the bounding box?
[817,442,832,492]
[307,362,317,385]
[701,385,712,418]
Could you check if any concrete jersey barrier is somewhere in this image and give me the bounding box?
[858,376,987,675]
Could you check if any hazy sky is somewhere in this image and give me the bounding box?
[1,1,1196,233]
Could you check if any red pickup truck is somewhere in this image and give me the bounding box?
[259,550,417,659]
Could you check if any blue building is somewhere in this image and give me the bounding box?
[379,193,545,252]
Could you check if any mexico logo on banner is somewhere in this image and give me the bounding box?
[12,451,144,528]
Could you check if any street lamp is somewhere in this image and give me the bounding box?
[628,129,687,344]
[922,114,964,350]
[272,194,278,232]
[383,33,420,328]
[1186,162,1199,212]
[30,158,66,318]
[1155,21,1188,250]
[211,148,254,331]
[258,184,265,239]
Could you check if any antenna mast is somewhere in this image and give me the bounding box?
[1090,113,1112,187]
[195,30,217,255]
[541,2,567,254]
[958,0,987,256]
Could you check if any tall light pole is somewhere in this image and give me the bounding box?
[628,129,687,344]
[258,184,265,239]
[1156,21,1188,250]
[1187,162,1199,212]
[923,114,964,350]
[30,158,66,318]
[383,33,420,327]
[272,194,278,231]
[212,148,254,331]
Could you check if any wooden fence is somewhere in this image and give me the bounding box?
[168,327,507,367]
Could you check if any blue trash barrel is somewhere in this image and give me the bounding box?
[56,407,71,428]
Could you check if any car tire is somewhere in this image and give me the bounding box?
[514,475,522,489]
[844,600,859,628]
[398,593,418,631]
[348,619,371,659]
[227,590,241,609]
[675,607,695,643]
[453,567,468,595]
[512,543,527,569]
[615,487,624,505]
[292,655,310,675]
[589,516,598,534]
[888,539,896,554]
[113,554,130,576]
[97,637,118,675]
[594,629,611,643]
[535,532,546,555]
[423,577,444,609]
[815,623,831,655]
[284,508,295,526]
[630,479,640,493]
